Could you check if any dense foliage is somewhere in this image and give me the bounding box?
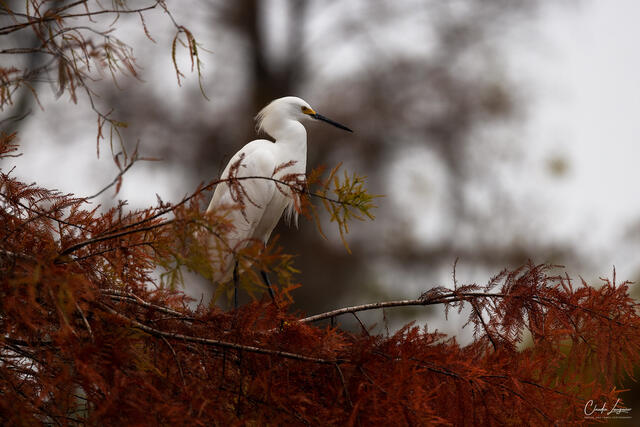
[2,128,639,424]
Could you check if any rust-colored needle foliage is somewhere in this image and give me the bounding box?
[1,130,640,424]
[2,2,640,425]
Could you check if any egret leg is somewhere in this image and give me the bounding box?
[233,260,239,309]
[260,270,279,308]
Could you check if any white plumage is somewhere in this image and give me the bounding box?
[205,96,352,283]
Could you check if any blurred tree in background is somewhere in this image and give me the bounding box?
[3,0,579,318]
[86,0,578,316]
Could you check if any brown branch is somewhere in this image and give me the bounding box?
[83,158,136,200]
[298,291,638,331]
[233,175,356,207]
[0,190,90,232]
[100,289,194,321]
[480,374,576,399]
[64,241,155,264]
[0,2,163,36]
[335,363,353,408]
[75,301,94,343]
[57,218,173,258]
[85,179,222,238]
[98,302,340,365]
[102,173,354,238]
[351,312,370,336]
[401,353,558,422]
[298,298,448,324]
[407,356,464,381]
[491,381,553,423]
[3,163,364,265]
[53,172,362,259]
[470,300,497,351]
[160,335,186,387]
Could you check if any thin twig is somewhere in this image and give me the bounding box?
[75,301,94,343]
[232,175,355,207]
[335,363,353,408]
[351,312,370,337]
[49,288,79,339]
[84,159,135,200]
[57,219,173,258]
[160,335,187,387]
[491,381,553,422]
[470,301,497,351]
[63,241,155,264]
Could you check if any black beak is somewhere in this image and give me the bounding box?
[312,113,353,132]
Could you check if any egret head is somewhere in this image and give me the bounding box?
[256,96,352,137]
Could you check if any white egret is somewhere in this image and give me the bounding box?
[205,96,352,305]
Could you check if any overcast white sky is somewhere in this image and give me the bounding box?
[510,0,640,280]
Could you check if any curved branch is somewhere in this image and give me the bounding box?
[298,290,639,330]
[299,298,437,324]
[54,172,366,259]
[100,289,194,321]
[98,302,340,365]
[56,219,173,258]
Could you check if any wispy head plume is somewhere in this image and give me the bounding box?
[255,100,274,134]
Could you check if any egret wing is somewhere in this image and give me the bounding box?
[205,140,279,282]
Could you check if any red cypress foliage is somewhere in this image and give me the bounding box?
[2,132,640,425]
[2,3,639,424]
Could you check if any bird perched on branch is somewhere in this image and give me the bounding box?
[206,96,352,305]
